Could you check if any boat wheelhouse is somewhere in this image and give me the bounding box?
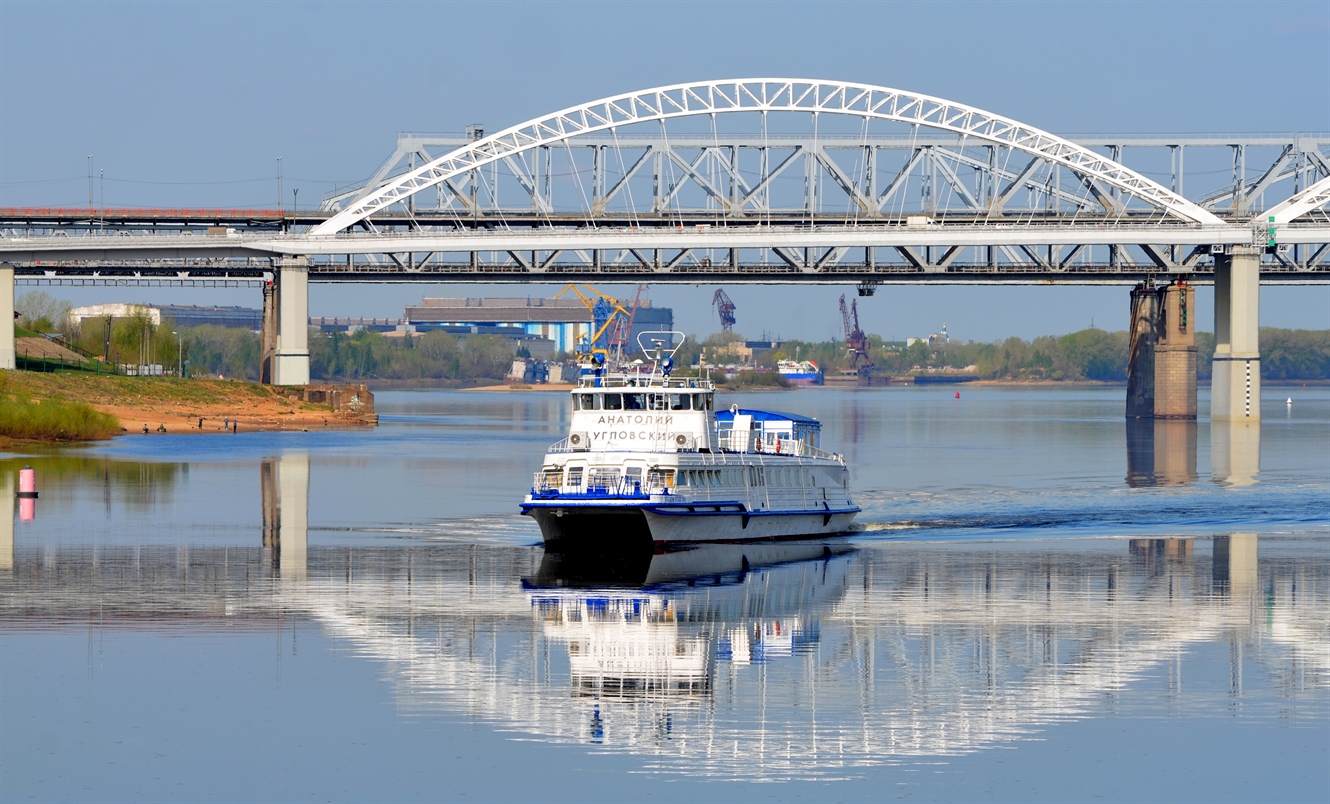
[521,334,858,548]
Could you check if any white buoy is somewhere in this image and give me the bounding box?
[1287,397,1293,406]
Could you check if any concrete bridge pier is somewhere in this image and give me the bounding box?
[1126,280,1197,419]
[259,279,277,384]
[271,256,310,386]
[1212,246,1261,421]
[1,263,15,370]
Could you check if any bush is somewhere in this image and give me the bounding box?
[0,396,121,441]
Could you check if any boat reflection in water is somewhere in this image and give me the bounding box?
[527,541,852,703]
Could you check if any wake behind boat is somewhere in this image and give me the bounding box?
[521,333,859,549]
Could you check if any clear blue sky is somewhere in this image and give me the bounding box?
[2,0,1327,341]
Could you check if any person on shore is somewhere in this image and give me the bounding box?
[223,417,229,429]
[198,418,204,429]
[232,420,238,434]
[157,423,167,433]
[142,424,149,434]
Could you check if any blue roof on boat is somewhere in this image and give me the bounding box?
[714,408,820,426]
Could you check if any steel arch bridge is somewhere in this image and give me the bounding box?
[2,78,1328,402]
[3,78,1328,283]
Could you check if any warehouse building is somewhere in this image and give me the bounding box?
[404,296,673,354]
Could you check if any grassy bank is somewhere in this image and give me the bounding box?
[0,383,121,443]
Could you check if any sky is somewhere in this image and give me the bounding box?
[1,0,1327,343]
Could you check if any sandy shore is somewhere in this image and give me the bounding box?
[5,373,377,435]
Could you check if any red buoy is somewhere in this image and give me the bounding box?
[955,391,961,399]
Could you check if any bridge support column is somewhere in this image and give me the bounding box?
[272,257,309,386]
[259,279,277,384]
[0,263,15,370]
[1126,281,1196,419]
[1212,246,1260,421]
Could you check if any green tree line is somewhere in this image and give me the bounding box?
[20,287,1330,383]
[688,328,1330,382]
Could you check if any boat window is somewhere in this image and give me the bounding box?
[566,466,583,489]
[603,393,623,410]
[576,393,599,410]
[701,394,714,412]
[623,393,646,410]
[648,394,669,411]
[669,394,691,411]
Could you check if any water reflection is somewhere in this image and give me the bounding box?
[0,455,186,512]
[1125,419,1198,487]
[2,534,1324,779]
[1212,420,1261,486]
[1,472,11,570]
[261,454,309,579]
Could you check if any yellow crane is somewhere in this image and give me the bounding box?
[553,284,632,361]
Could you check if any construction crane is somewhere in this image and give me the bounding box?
[839,293,874,371]
[712,289,736,332]
[554,284,631,359]
[607,284,647,359]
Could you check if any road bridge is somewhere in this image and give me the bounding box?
[2,79,1328,417]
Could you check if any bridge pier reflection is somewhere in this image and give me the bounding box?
[1125,419,1198,487]
[1,471,12,572]
[260,455,309,579]
[1211,420,1261,486]
[1213,533,1258,598]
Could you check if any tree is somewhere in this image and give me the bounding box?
[15,291,71,333]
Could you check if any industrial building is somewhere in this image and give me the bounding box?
[404,296,673,354]
[68,303,263,330]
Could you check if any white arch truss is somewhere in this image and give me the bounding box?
[313,79,1225,236]
[1262,174,1330,225]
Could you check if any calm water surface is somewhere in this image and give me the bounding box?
[2,386,1327,802]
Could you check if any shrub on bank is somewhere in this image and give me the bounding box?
[0,395,121,442]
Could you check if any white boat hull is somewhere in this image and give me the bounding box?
[523,501,858,547]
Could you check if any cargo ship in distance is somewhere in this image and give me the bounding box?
[521,334,858,549]
[776,359,823,386]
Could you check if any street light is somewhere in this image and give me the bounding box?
[172,330,182,377]
[293,187,298,214]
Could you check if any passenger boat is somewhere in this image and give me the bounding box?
[521,334,858,548]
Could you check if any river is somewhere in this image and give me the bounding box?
[2,385,1326,801]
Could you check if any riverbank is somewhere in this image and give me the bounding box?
[2,372,377,440]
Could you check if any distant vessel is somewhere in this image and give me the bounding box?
[776,359,823,386]
[521,334,858,548]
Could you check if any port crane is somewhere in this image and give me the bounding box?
[607,284,647,360]
[712,289,736,332]
[554,284,631,360]
[839,293,874,371]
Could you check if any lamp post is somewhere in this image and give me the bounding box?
[173,330,182,377]
[293,188,298,215]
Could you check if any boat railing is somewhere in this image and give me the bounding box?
[576,374,713,390]
[530,469,657,499]
[715,427,842,461]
